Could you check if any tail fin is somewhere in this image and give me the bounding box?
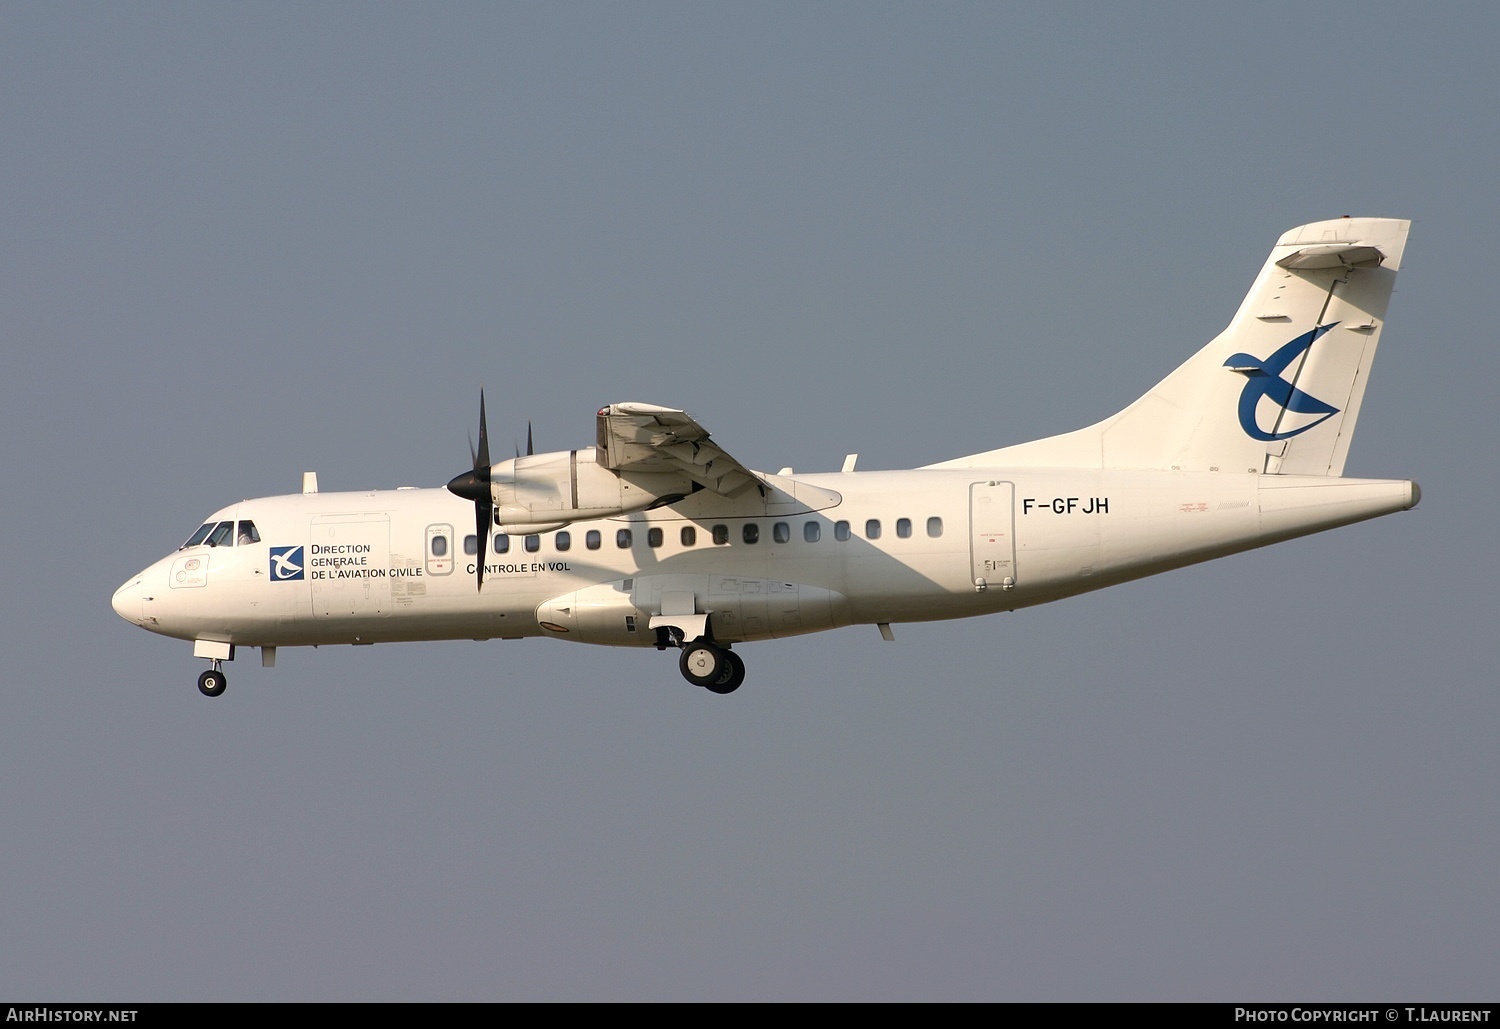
[932,217,1411,475]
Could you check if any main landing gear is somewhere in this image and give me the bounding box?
[197,664,227,697]
[678,639,746,695]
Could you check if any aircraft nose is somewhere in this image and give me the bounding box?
[112,576,144,625]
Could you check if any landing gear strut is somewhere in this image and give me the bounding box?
[197,664,227,698]
[678,639,746,694]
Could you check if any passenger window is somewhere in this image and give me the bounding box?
[237,521,260,545]
[463,535,479,555]
[206,521,234,548]
[927,516,943,538]
[712,524,729,545]
[617,529,632,548]
[865,519,881,540]
[834,520,851,541]
[586,530,601,550]
[804,521,821,543]
[896,518,912,539]
[742,523,759,545]
[773,522,790,544]
[425,524,455,576]
[648,527,663,548]
[681,526,696,547]
[494,533,510,554]
[525,535,541,553]
[556,531,571,552]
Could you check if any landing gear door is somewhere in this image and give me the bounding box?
[970,481,1016,592]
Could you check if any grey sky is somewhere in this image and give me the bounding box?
[2,3,1495,1000]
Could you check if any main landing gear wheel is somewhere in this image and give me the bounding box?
[679,641,746,694]
[705,650,745,695]
[197,668,227,698]
[679,641,728,687]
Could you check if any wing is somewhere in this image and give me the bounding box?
[595,403,762,496]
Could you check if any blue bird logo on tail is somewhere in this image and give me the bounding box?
[1225,324,1341,441]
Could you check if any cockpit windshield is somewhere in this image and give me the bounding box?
[182,523,218,549]
[180,519,260,550]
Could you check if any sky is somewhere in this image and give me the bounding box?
[2,2,1496,1001]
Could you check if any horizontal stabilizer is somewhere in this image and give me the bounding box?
[1276,243,1386,270]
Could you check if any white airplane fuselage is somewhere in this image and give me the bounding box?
[113,217,1420,696]
[113,467,1416,651]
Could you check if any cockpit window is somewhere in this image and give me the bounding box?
[182,523,216,549]
[237,521,260,545]
[205,521,235,547]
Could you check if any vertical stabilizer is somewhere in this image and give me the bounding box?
[932,217,1410,475]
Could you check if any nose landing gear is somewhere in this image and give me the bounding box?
[678,639,746,695]
[197,664,227,697]
[191,640,235,697]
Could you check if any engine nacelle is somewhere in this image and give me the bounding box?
[490,446,696,530]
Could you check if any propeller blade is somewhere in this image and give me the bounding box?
[527,421,534,457]
[476,392,490,471]
[446,391,494,592]
[475,498,491,591]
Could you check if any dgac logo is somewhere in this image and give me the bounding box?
[1224,323,1341,441]
[270,546,305,581]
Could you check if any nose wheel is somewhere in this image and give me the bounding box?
[197,665,227,697]
[678,640,746,694]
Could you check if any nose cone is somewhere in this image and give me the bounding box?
[112,576,144,625]
[446,467,490,503]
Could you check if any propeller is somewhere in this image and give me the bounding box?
[446,392,493,591]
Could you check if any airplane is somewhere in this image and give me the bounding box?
[112,216,1419,697]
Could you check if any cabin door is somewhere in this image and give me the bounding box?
[969,481,1016,592]
[310,516,392,618]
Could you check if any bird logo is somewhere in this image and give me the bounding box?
[270,546,305,581]
[1225,324,1342,441]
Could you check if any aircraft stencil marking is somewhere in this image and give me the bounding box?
[113,218,1419,698]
